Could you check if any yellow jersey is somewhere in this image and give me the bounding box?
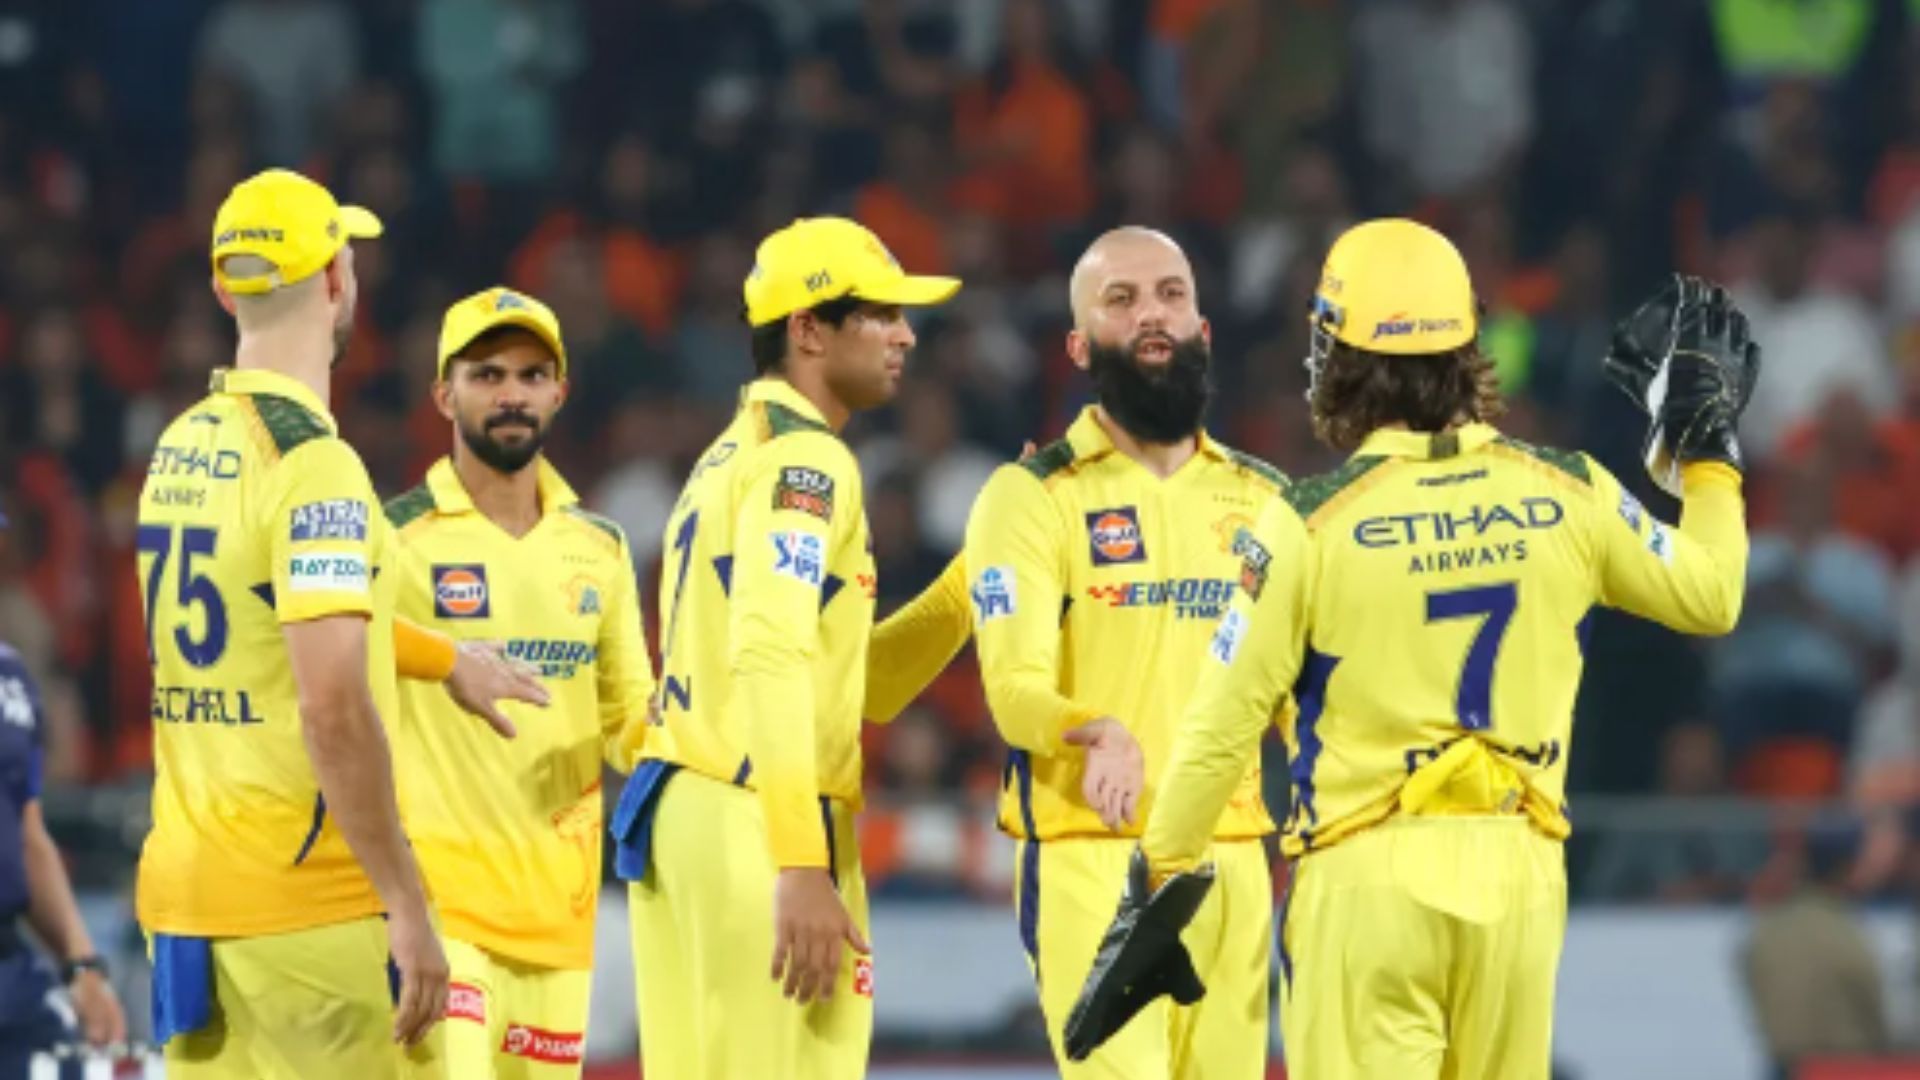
[639,379,878,868]
[1144,423,1748,872]
[386,457,655,970]
[135,368,396,937]
[963,407,1288,843]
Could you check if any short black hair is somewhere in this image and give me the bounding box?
[747,295,864,376]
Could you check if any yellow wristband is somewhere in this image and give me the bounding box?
[394,617,458,681]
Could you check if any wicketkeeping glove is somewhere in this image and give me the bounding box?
[1603,277,1761,496]
[1602,272,1715,412]
[1062,848,1215,1062]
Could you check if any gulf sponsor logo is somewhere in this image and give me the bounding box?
[1086,507,1146,566]
[433,564,490,618]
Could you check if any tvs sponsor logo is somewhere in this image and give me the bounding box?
[772,466,835,522]
[447,982,485,1024]
[501,1024,584,1064]
[433,564,490,618]
[1086,507,1147,566]
[1087,578,1236,621]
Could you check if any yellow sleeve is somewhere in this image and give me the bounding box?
[393,616,457,681]
[267,438,379,624]
[964,466,1101,755]
[1591,458,1746,635]
[599,531,658,773]
[729,437,852,869]
[864,553,971,724]
[1143,496,1311,877]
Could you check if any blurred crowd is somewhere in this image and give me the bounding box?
[3,0,1920,909]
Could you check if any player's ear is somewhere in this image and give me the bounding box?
[553,375,571,412]
[1199,317,1212,347]
[1066,328,1091,372]
[431,376,456,422]
[210,277,237,316]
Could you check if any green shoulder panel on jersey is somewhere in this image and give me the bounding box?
[1222,447,1289,491]
[1491,436,1592,487]
[1019,438,1077,481]
[764,401,833,439]
[563,505,625,548]
[383,484,435,529]
[251,394,331,456]
[1284,456,1388,520]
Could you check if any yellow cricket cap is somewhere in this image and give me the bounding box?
[437,287,567,378]
[1312,218,1477,355]
[743,217,960,327]
[210,169,382,295]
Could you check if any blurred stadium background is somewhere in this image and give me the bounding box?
[5,0,1920,1076]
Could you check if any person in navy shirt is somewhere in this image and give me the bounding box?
[0,506,125,1072]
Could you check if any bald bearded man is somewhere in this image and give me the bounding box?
[960,227,1287,1077]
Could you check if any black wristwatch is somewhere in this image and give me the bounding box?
[61,955,107,983]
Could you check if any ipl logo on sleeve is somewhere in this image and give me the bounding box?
[772,532,825,587]
[971,566,1017,623]
[1086,507,1147,566]
[433,564,491,618]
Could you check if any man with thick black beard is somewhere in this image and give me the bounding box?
[960,227,1287,1077]
[382,287,658,1080]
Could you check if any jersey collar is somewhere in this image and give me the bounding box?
[1064,405,1228,465]
[424,456,580,518]
[1353,422,1502,461]
[742,377,833,429]
[210,368,338,433]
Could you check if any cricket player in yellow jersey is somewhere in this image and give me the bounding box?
[135,169,448,1079]
[610,217,958,1079]
[960,226,1285,1078]
[1067,221,1761,1079]
[387,286,656,1078]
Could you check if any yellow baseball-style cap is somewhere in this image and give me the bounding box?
[437,287,567,377]
[743,217,961,327]
[1312,218,1477,355]
[209,168,382,295]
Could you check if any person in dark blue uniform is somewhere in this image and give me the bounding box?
[0,506,125,1074]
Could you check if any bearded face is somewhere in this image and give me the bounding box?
[1086,330,1213,444]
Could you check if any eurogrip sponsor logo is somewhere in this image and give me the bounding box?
[1087,578,1236,620]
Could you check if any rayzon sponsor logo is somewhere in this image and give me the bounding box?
[1353,497,1564,574]
[504,638,598,679]
[1087,578,1237,620]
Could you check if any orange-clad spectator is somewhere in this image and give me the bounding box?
[854,123,953,276]
[509,136,684,337]
[952,0,1094,231]
[1766,382,1920,566]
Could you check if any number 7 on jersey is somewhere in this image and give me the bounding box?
[1424,582,1517,732]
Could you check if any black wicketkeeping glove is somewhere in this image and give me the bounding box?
[1062,848,1215,1062]
[1603,272,1716,414]
[1645,292,1762,490]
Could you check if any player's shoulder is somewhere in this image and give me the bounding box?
[559,505,627,554]
[1481,435,1597,494]
[383,481,436,530]
[1282,454,1393,524]
[245,391,336,459]
[1017,436,1080,484]
[1209,441,1289,494]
